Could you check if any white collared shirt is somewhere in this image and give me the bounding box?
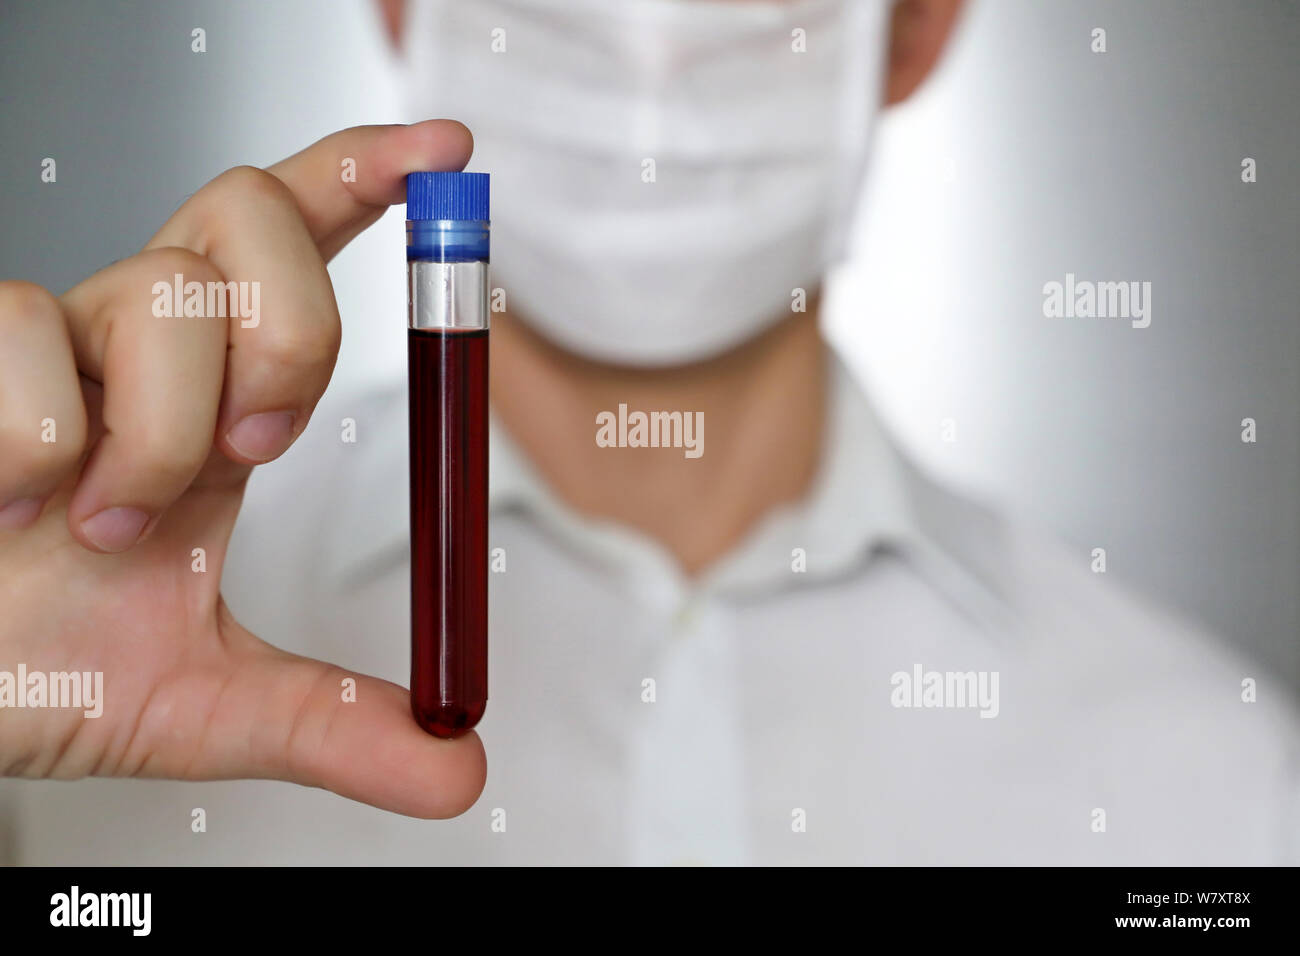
[10,354,1298,864]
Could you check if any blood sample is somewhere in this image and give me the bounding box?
[406,171,490,738]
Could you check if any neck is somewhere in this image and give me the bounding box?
[489,305,829,576]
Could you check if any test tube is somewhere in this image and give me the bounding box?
[406,171,490,738]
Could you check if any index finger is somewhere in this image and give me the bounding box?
[268,119,474,261]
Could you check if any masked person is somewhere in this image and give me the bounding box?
[1,0,1296,865]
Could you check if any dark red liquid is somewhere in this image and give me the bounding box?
[409,327,488,738]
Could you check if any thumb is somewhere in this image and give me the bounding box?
[268,119,475,261]
[150,630,487,819]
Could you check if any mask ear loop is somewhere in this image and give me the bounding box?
[822,0,891,266]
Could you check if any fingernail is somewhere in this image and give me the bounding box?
[0,497,44,531]
[81,507,150,553]
[226,411,297,462]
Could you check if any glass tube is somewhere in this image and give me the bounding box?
[407,216,489,738]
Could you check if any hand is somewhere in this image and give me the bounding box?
[0,121,486,818]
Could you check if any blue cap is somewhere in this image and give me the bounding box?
[406,171,489,222]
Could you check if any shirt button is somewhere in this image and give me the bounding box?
[672,598,699,634]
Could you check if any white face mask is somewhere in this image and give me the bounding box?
[404,0,889,367]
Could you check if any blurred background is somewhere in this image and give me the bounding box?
[0,0,1296,705]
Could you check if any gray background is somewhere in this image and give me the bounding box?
[0,0,1296,689]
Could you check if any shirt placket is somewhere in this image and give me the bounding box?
[626,594,750,866]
